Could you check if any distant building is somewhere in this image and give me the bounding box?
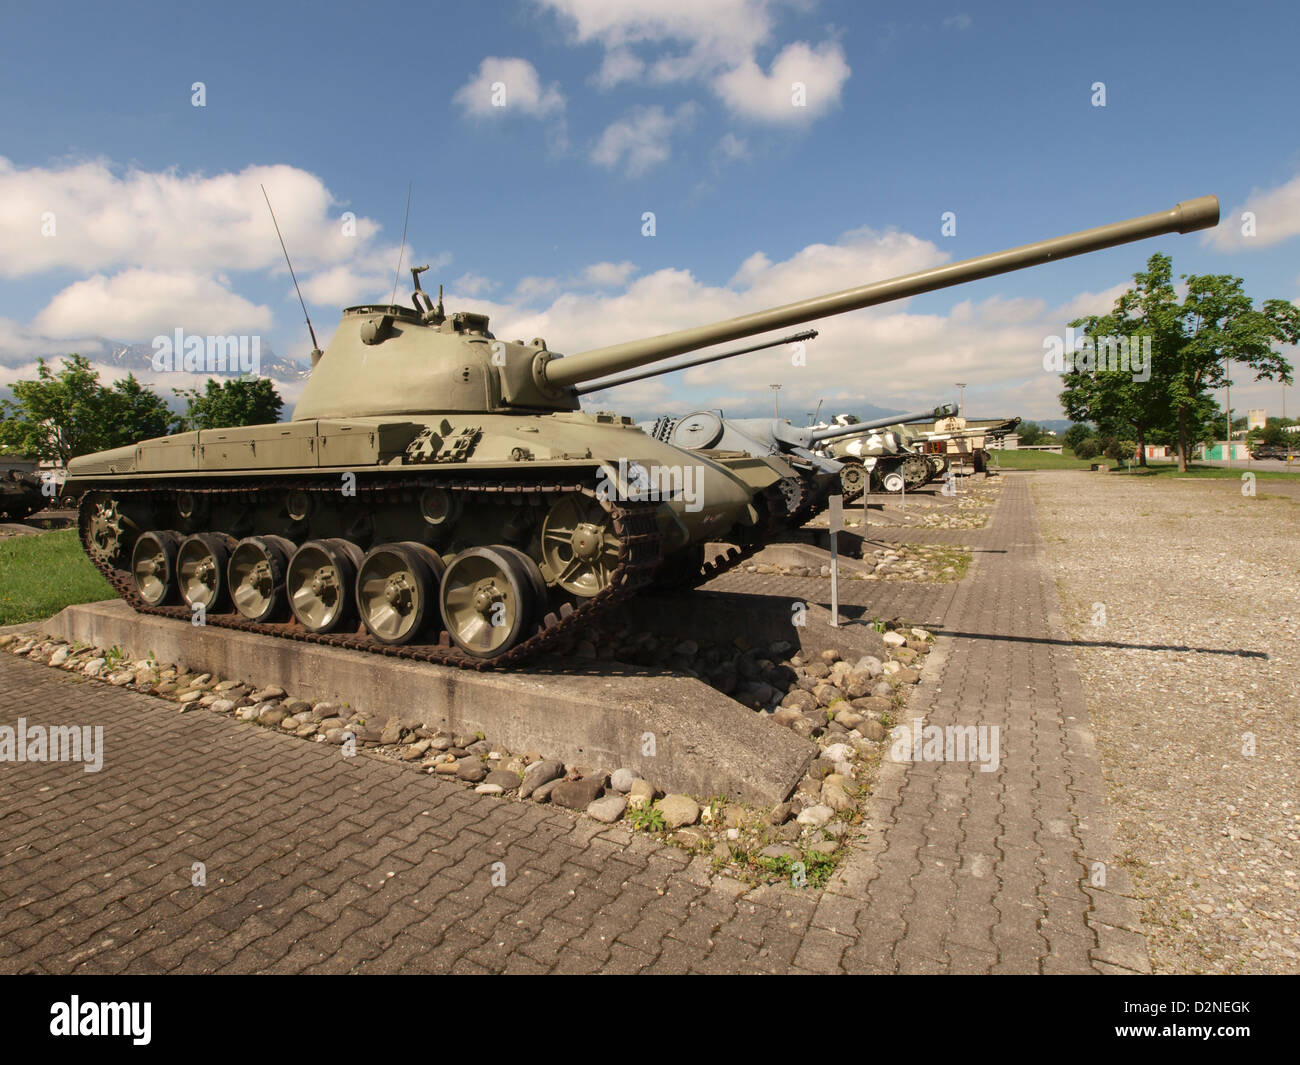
[1198,441,1251,460]
[1142,444,1173,460]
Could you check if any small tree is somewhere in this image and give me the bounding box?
[1017,421,1045,446]
[1063,422,1093,453]
[174,377,284,430]
[1074,437,1101,460]
[103,374,177,449]
[0,355,177,464]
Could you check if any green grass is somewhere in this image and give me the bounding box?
[1125,462,1300,481]
[991,450,1300,479]
[988,450,1095,470]
[0,528,114,626]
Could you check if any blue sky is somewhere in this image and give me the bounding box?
[2,0,1297,422]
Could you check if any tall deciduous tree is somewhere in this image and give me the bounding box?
[1061,254,1298,471]
[0,355,177,465]
[174,377,284,430]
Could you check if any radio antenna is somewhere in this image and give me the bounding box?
[390,182,412,309]
[260,184,319,355]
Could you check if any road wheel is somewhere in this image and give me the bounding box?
[287,538,364,634]
[131,530,182,606]
[838,461,867,500]
[228,535,295,623]
[439,546,537,659]
[177,532,236,612]
[356,541,445,644]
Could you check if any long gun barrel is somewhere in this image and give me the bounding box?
[539,195,1219,389]
[805,404,957,445]
[575,329,818,396]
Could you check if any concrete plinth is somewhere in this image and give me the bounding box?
[44,600,814,805]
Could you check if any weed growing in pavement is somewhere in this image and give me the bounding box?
[754,848,839,889]
[626,805,666,833]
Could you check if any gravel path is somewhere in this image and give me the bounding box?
[1034,471,1300,974]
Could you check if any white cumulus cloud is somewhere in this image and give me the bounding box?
[0,157,381,279]
[538,0,851,123]
[453,56,565,118]
[591,103,698,176]
[714,41,850,122]
[32,269,271,339]
[1205,172,1300,251]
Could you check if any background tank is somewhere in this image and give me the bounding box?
[1,465,45,522]
[815,418,941,496]
[639,405,956,512]
[897,414,1023,475]
[65,195,1219,664]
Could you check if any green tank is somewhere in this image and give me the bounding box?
[65,195,1219,665]
[1,465,45,522]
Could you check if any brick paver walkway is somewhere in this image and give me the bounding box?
[0,474,1143,973]
[815,475,1149,974]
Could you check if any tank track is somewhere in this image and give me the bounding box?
[78,476,664,671]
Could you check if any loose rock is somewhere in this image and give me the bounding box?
[587,794,628,823]
[657,794,700,829]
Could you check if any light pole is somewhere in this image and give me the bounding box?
[770,384,781,418]
[955,382,967,419]
[1224,355,1231,466]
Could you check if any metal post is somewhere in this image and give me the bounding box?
[828,493,842,628]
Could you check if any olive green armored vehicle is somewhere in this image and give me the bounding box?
[65,195,1219,665]
[1,464,46,521]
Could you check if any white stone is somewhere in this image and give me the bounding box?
[796,804,834,827]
